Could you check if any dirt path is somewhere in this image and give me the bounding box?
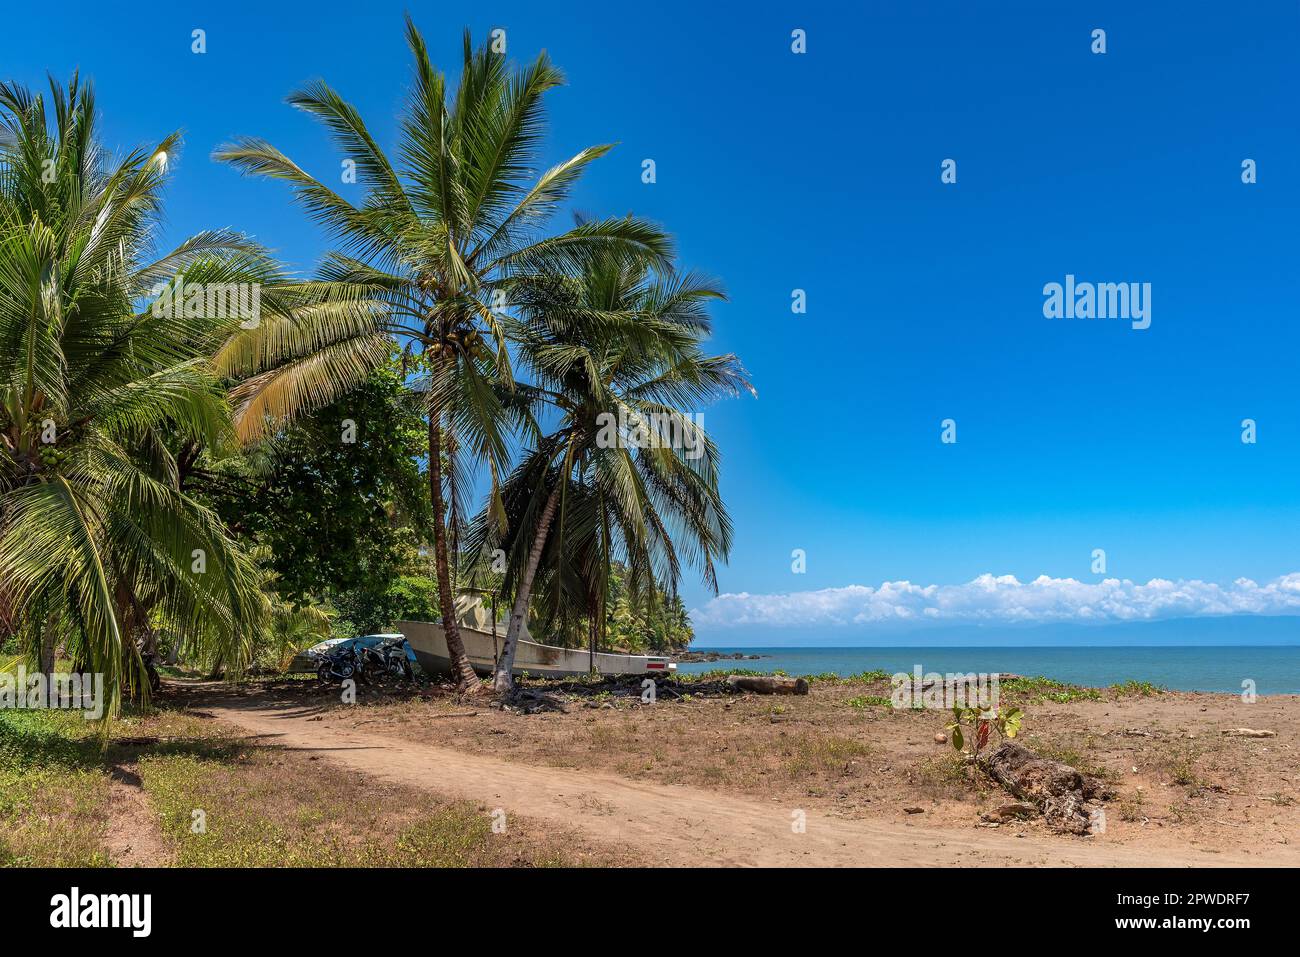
[200,696,1293,868]
[103,764,172,867]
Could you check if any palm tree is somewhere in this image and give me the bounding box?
[215,18,669,689]
[0,75,270,715]
[259,556,334,671]
[476,251,753,692]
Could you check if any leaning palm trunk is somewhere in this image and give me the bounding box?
[494,482,563,693]
[429,419,481,690]
[39,618,57,677]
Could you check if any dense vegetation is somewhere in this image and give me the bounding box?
[0,19,748,711]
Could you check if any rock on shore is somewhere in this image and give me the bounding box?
[673,651,768,663]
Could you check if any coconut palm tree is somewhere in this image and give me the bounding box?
[0,75,272,715]
[474,251,753,692]
[214,18,669,689]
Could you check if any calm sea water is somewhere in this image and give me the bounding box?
[678,646,1300,694]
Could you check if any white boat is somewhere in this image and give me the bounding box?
[398,597,675,679]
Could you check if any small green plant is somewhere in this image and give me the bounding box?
[945,705,1023,779]
[805,669,891,684]
[1110,679,1163,697]
[846,695,890,709]
[1117,790,1147,822]
[1168,753,1201,789]
[678,668,774,682]
[855,669,891,682]
[1000,676,1101,703]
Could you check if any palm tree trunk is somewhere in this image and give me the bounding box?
[429,416,480,690]
[493,481,562,694]
[39,617,56,676]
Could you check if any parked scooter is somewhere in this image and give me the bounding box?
[141,650,163,694]
[361,636,414,682]
[317,643,369,685]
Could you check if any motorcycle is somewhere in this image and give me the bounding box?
[141,650,163,695]
[361,636,414,682]
[317,643,369,685]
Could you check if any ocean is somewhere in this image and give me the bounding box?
[677,646,1300,694]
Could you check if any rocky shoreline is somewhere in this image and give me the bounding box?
[672,650,768,663]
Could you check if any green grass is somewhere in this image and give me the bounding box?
[676,668,787,681]
[1159,744,1203,790]
[133,712,585,866]
[785,735,872,777]
[1023,734,1115,781]
[807,669,892,684]
[999,676,1103,703]
[1,702,586,868]
[1110,679,1164,697]
[677,668,892,684]
[0,710,110,866]
[138,746,574,867]
[916,751,974,798]
[846,694,892,709]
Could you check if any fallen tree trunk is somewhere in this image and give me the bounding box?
[726,675,809,696]
[977,741,1111,835]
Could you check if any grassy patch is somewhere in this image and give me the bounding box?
[677,668,786,682]
[136,730,582,867]
[2,702,607,869]
[1110,679,1164,697]
[1024,734,1115,780]
[915,752,974,799]
[1000,676,1102,704]
[1116,790,1147,822]
[0,710,110,866]
[846,695,892,709]
[1158,744,1204,790]
[808,669,892,684]
[784,735,871,777]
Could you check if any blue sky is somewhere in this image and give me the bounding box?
[6,2,1298,641]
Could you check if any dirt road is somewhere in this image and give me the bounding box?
[201,695,1289,868]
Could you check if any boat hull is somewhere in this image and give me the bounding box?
[396,619,675,678]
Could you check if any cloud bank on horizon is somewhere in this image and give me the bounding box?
[690,574,1300,629]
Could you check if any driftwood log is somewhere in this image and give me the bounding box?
[725,675,809,696]
[977,741,1111,835]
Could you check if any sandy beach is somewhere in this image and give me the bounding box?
[186,675,1300,867]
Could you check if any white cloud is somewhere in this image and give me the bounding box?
[690,573,1300,629]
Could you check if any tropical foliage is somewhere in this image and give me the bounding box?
[469,247,751,689]
[0,75,278,714]
[214,17,671,688]
[205,358,429,604]
[1,20,749,710]
[516,560,694,654]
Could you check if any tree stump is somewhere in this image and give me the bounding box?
[977,741,1111,835]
